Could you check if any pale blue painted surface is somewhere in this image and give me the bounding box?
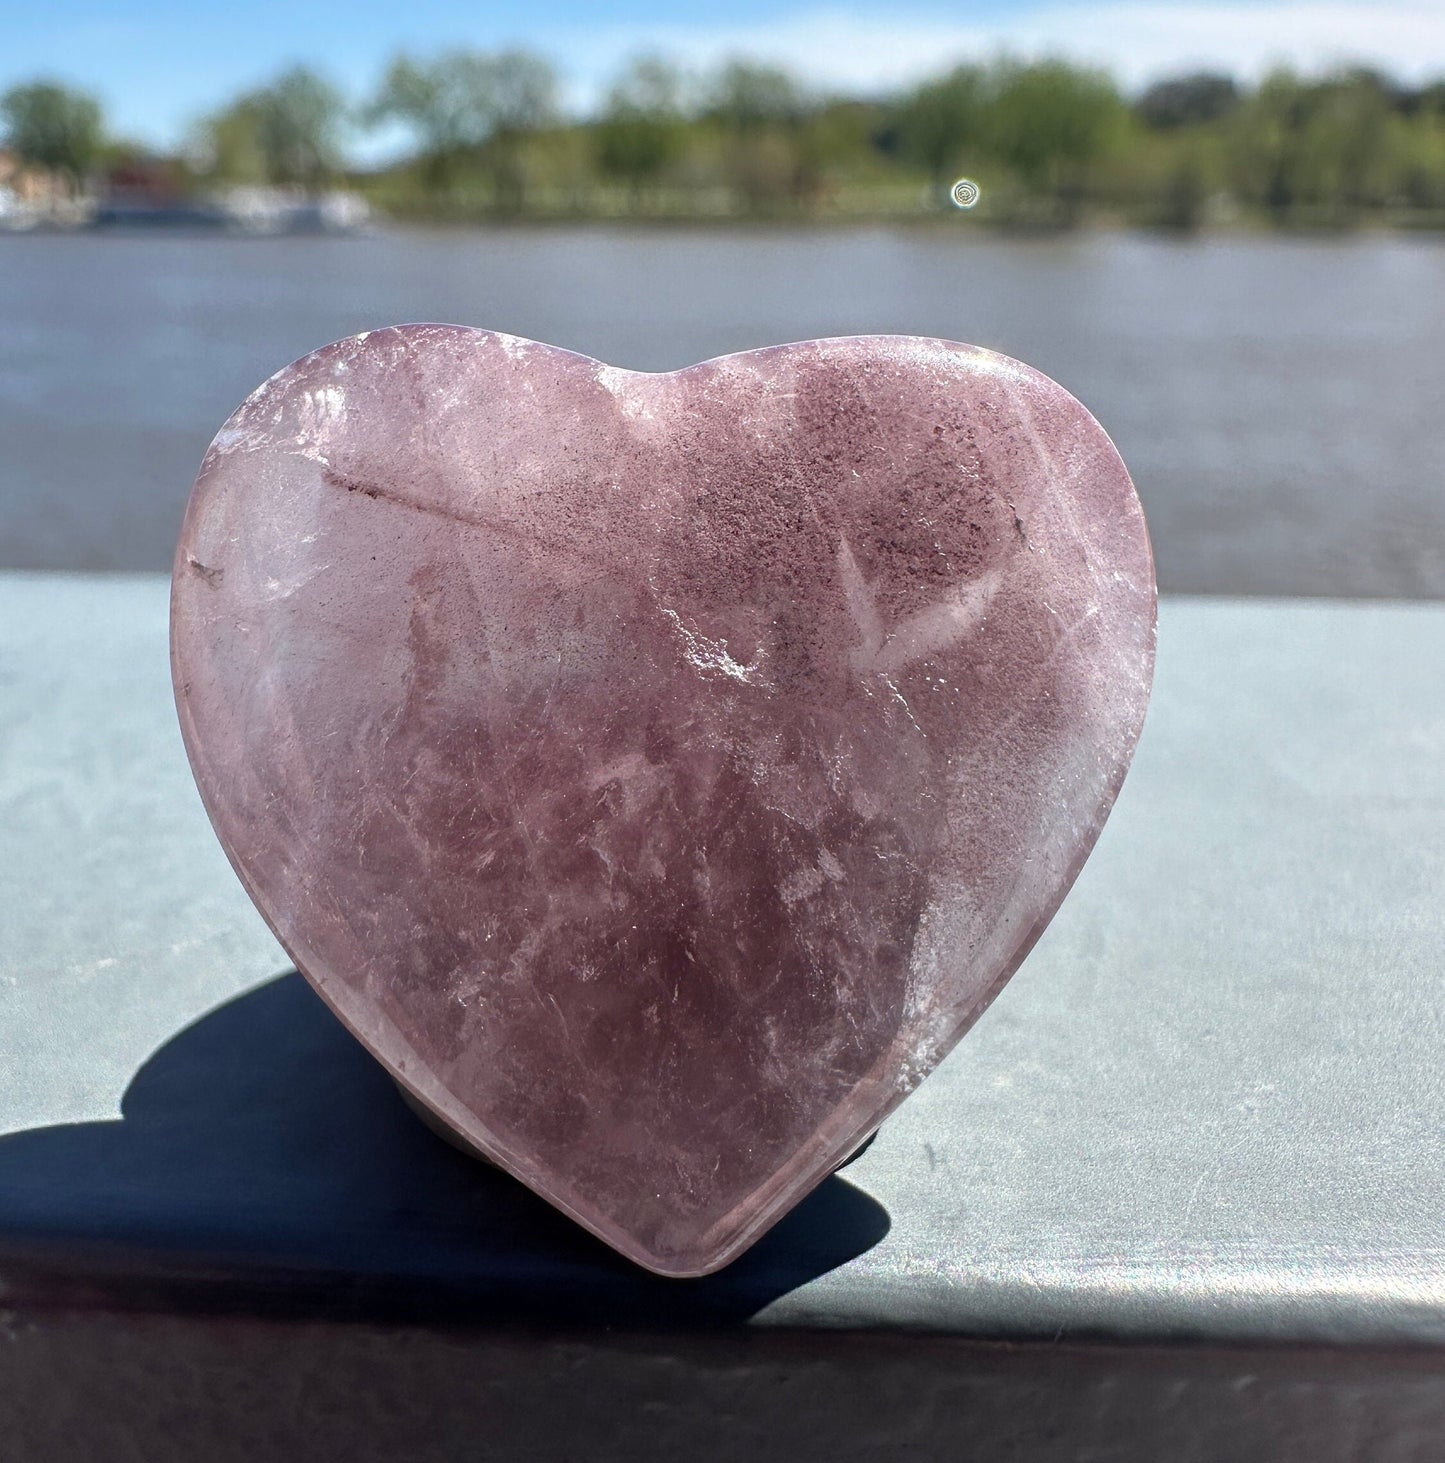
[1,575,1441,1344]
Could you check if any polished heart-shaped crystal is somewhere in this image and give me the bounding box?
[171,327,1155,1275]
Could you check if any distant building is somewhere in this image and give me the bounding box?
[91,154,225,229]
[0,149,371,233]
[0,149,79,227]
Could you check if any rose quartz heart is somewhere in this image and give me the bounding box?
[171,326,1154,1276]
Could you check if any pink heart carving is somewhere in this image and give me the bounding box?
[171,326,1155,1276]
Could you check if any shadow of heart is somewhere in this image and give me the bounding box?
[0,971,890,1324]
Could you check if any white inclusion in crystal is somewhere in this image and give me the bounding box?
[780,865,826,904]
[836,536,886,655]
[779,849,847,905]
[261,560,333,603]
[211,423,273,455]
[596,364,658,423]
[316,385,345,418]
[872,570,1001,675]
[659,606,762,684]
[298,385,346,437]
[899,870,978,1046]
[839,534,1001,678]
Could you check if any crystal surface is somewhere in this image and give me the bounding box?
[171,327,1155,1275]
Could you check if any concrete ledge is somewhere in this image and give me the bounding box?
[1,575,1442,1353]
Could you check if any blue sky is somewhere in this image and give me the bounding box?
[3,0,1443,150]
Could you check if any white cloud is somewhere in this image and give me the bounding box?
[41,0,1442,152]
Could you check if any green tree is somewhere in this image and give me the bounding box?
[1299,70,1403,214]
[793,100,881,209]
[1397,81,1445,210]
[1226,69,1305,215]
[254,68,345,187]
[986,60,1125,218]
[1156,141,1214,229]
[1410,81,1445,119]
[595,56,688,205]
[0,80,104,184]
[707,60,804,131]
[198,68,344,189]
[368,49,557,208]
[369,52,493,189]
[193,99,268,183]
[1225,69,1404,221]
[705,59,808,211]
[895,65,987,196]
[1136,73,1240,130]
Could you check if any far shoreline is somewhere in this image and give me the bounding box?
[7,213,1445,240]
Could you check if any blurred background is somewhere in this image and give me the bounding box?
[2,0,1443,594]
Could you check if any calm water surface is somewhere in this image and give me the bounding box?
[2,226,1443,594]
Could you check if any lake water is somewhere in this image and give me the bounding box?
[2,226,1442,595]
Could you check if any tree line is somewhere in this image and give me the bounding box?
[5,52,1445,227]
